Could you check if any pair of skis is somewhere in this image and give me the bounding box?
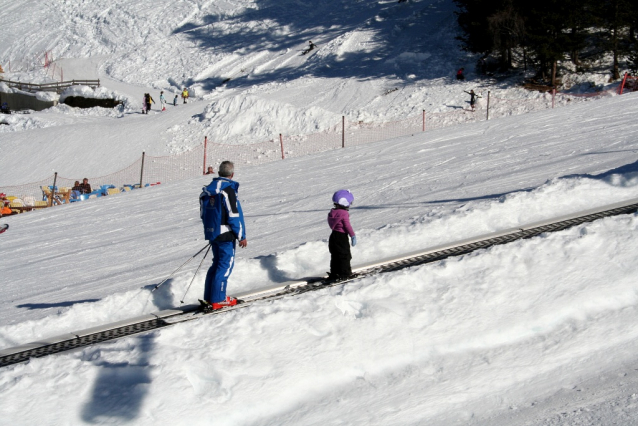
[162,272,365,325]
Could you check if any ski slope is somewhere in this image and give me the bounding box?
[2,0,638,425]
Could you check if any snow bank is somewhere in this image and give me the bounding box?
[195,94,342,142]
[0,114,54,132]
[59,85,127,103]
[0,82,13,93]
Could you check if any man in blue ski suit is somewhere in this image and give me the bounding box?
[200,161,248,309]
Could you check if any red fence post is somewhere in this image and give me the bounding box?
[203,136,208,175]
[280,134,285,160]
[619,72,628,95]
[486,91,490,121]
[422,110,425,132]
[552,88,556,108]
[342,116,345,148]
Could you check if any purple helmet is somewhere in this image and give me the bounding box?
[332,189,354,207]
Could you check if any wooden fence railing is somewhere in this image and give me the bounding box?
[0,78,100,93]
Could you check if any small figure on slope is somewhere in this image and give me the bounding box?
[302,40,317,55]
[182,87,189,104]
[327,189,357,280]
[464,89,480,111]
[199,161,248,310]
[142,95,147,114]
[145,93,154,112]
[173,94,179,106]
[159,91,166,111]
[456,67,465,80]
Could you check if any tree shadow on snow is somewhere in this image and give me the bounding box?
[173,0,461,90]
[80,334,155,423]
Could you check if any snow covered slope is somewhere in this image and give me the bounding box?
[0,0,616,183]
[2,0,638,424]
[2,93,638,425]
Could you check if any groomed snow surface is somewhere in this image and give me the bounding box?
[3,0,638,425]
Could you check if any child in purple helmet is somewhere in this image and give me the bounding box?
[327,189,357,279]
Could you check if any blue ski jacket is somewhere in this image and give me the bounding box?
[200,177,246,242]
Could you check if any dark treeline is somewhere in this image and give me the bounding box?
[454,0,638,85]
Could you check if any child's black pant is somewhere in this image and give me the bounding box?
[329,230,351,277]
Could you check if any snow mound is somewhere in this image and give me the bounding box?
[0,82,14,93]
[59,85,127,103]
[196,94,341,142]
[0,114,54,132]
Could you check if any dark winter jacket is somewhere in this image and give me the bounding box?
[200,177,246,242]
[78,182,92,194]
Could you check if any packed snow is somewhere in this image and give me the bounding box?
[2,0,638,425]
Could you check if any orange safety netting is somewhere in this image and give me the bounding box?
[0,82,628,207]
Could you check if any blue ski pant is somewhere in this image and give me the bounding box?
[204,240,236,303]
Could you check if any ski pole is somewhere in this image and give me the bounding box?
[152,244,209,292]
[180,244,211,303]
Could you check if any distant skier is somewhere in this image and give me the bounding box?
[145,93,155,112]
[464,89,480,110]
[142,95,147,114]
[159,91,166,111]
[182,88,189,104]
[456,67,465,80]
[327,189,357,280]
[302,41,317,55]
[199,161,248,310]
[173,94,179,106]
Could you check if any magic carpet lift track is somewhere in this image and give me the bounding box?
[2,198,638,369]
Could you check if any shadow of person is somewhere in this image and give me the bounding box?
[80,334,155,423]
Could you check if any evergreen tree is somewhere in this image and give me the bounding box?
[517,0,572,85]
[562,0,596,68]
[487,0,525,68]
[454,0,506,54]
[594,0,634,80]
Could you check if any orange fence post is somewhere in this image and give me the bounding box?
[422,110,425,132]
[280,134,285,159]
[486,91,490,121]
[552,88,556,108]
